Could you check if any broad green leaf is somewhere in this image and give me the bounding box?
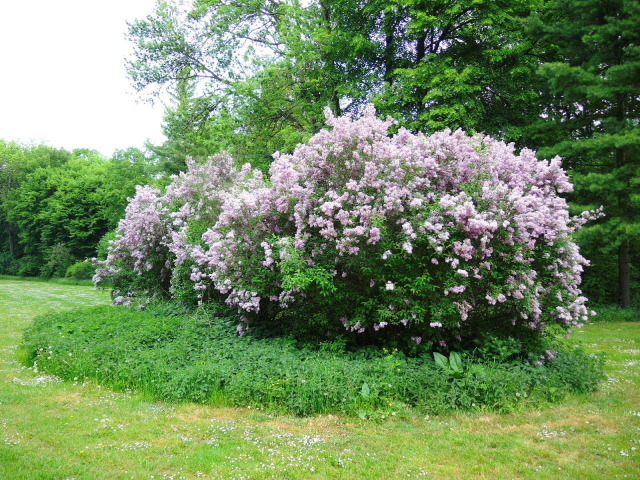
[433,352,449,370]
[449,352,463,374]
[360,382,370,398]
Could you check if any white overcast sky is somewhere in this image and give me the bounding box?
[0,0,166,157]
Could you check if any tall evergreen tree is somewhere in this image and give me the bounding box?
[532,0,640,306]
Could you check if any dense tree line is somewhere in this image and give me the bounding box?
[0,142,155,277]
[126,0,564,165]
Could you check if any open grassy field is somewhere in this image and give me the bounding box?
[0,277,638,479]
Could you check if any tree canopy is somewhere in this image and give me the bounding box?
[0,142,155,277]
[127,0,558,170]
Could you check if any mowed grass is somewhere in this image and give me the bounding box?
[0,277,638,479]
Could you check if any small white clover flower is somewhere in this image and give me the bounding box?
[385,281,395,291]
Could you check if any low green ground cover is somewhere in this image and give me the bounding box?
[21,303,605,416]
[1,277,638,479]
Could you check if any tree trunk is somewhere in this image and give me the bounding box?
[618,238,631,308]
[9,227,15,257]
[4,222,15,257]
[416,34,427,63]
[383,11,396,86]
[615,145,631,308]
[414,34,428,122]
[319,0,341,116]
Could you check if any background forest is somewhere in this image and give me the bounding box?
[0,0,638,308]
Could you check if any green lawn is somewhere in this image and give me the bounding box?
[0,277,638,479]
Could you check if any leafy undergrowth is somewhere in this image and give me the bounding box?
[21,304,605,417]
[588,305,640,323]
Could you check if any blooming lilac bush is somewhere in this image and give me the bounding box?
[94,154,251,303]
[96,106,597,349]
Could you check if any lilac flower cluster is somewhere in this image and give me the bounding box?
[96,106,598,345]
[94,154,250,297]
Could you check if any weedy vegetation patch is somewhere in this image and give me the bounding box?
[22,302,605,417]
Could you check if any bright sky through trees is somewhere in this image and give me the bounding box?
[0,0,165,156]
